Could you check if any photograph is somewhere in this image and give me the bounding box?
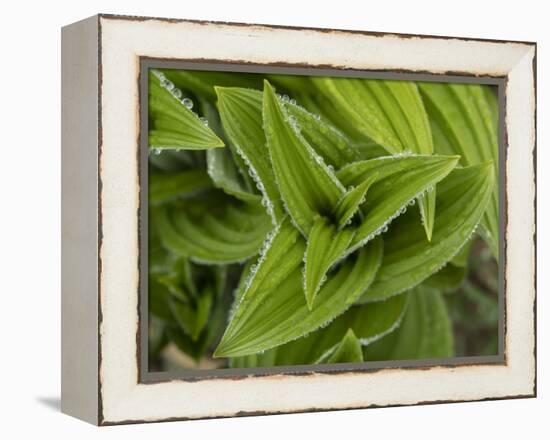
[146,68,500,372]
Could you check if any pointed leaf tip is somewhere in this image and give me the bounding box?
[149,71,225,150]
[419,82,499,259]
[325,328,363,364]
[304,217,355,310]
[262,78,344,235]
[361,162,495,302]
[418,190,435,242]
[336,154,459,255]
[334,173,378,229]
[216,86,285,222]
[214,219,382,357]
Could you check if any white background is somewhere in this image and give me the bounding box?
[0,0,547,437]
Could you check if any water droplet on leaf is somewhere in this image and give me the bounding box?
[172,88,182,99]
[182,98,193,109]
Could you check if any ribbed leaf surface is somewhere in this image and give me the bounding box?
[362,162,495,302]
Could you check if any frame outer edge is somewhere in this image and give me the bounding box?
[94,15,537,424]
[61,15,100,425]
[531,44,537,398]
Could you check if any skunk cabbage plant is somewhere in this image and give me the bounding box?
[147,69,499,369]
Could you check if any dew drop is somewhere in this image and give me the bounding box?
[281,94,290,103]
[289,98,297,105]
[199,116,209,126]
[172,88,182,99]
[182,97,193,109]
[164,81,174,91]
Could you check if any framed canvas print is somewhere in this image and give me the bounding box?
[61,14,537,425]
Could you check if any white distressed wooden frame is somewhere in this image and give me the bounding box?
[61,14,536,425]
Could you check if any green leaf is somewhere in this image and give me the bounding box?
[265,75,364,146]
[231,292,408,366]
[214,218,383,357]
[284,101,359,168]
[422,263,467,293]
[149,275,176,322]
[419,82,499,259]
[216,85,359,224]
[216,86,285,222]
[148,70,224,150]
[447,279,499,329]
[365,288,453,360]
[312,77,436,240]
[266,74,316,94]
[312,78,432,154]
[149,169,213,205]
[450,236,473,267]
[148,317,169,360]
[418,191,436,242]
[168,285,214,341]
[304,217,355,309]
[215,218,305,356]
[155,195,272,264]
[179,258,198,297]
[199,98,265,198]
[151,258,232,361]
[229,350,279,369]
[333,173,378,229]
[206,148,260,202]
[361,162,495,302]
[151,258,221,343]
[263,80,345,235]
[324,329,363,364]
[332,79,431,149]
[149,212,176,274]
[305,93,367,143]
[166,324,213,362]
[194,286,215,340]
[149,149,197,172]
[163,69,263,102]
[337,155,459,255]
[331,292,409,347]
[290,293,409,364]
[157,269,191,304]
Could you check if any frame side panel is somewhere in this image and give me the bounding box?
[61,15,100,425]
